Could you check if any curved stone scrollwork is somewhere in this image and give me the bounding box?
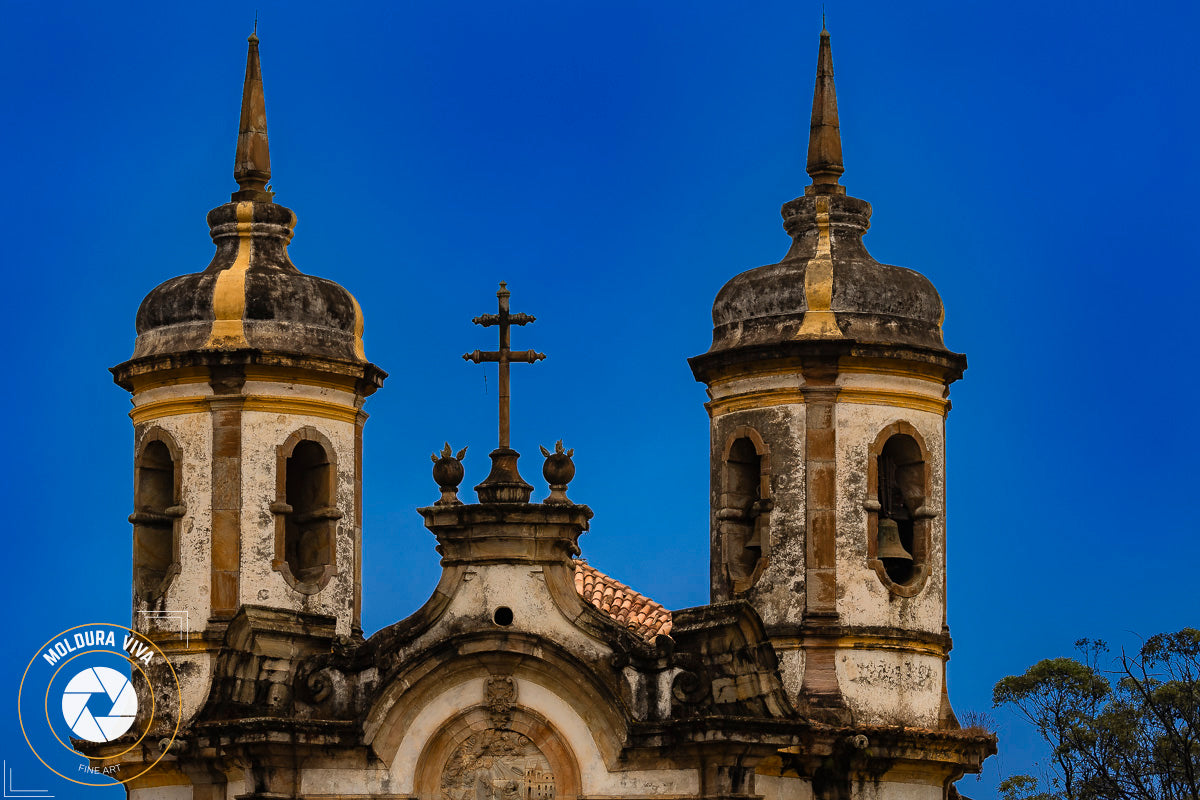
[294,665,349,716]
[671,669,710,707]
[440,729,555,800]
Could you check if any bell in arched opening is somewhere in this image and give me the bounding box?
[877,517,913,562]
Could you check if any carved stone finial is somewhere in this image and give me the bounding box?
[474,449,534,503]
[805,25,846,195]
[539,439,576,505]
[431,443,468,506]
[232,30,274,202]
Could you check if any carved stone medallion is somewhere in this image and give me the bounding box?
[440,729,555,800]
[485,674,517,726]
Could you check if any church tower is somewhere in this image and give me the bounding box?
[111,33,385,720]
[689,26,966,730]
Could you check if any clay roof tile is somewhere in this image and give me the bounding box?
[572,560,673,641]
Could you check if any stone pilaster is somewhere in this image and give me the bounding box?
[209,368,246,620]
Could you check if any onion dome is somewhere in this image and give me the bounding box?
[706,26,950,357]
[130,33,366,363]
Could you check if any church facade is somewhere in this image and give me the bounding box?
[97,26,995,800]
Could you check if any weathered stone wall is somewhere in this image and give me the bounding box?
[238,379,360,636]
[832,371,950,727]
[833,389,946,633]
[129,786,191,800]
[376,563,617,670]
[129,386,217,727]
[701,363,954,727]
[360,549,706,799]
[851,773,945,800]
[706,375,808,619]
[124,374,367,732]
[836,650,945,726]
[757,773,816,800]
[381,674,700,798]
[130,381,215,628]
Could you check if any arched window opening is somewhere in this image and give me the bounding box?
[280,439,339,585]
[875,434,925,586]
[719,435,772,594]
[130,438,182,598]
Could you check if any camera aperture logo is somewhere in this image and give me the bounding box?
[61,666,137,743]
[18,623,181,787]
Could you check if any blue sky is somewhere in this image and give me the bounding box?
[2,1,1197,796]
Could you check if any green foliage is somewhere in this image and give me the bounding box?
[994,629,1200,800]
[999,774,1060,800]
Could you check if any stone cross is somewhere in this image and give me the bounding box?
[463,282,546,450]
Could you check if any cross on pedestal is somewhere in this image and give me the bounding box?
[463,282,546,449]
[463,282,546,502]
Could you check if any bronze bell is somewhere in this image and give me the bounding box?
[745,527,762,552]
[877,518,913,561]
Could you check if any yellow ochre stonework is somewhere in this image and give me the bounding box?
[242,366,365,393]
[795,196,841,338]
[350,293,367,361]
[203,201,255,349]
[836,388,949,417]
[130,394,361,425]
[129,397,210,425]
[241,395,362,424]
[706,387,947,418]
[705,358,955,390]
[768,633,950,659]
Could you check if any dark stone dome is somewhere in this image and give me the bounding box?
[708,193,948,354]
[132,201,366,362]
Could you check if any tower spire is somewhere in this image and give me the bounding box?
[232,29,273,202]
[806,25,845,194]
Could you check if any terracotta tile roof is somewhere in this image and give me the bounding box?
[573,560,672,640]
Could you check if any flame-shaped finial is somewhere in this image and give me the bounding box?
[540,440,576,505]
[431,443,468,506]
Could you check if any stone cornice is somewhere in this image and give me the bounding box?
[764,622,954,658]
[418,502,593,567]
[689,339,966,386]
[111,348,387,396]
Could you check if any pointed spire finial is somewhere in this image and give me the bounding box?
[806,24,845,194]
[232,27,273,202]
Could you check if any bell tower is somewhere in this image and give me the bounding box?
[689,26,966,729]
[111,32,385,719]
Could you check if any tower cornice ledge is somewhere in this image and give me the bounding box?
[763,622,954,658]
[689,340,966,386]
[111,348,388,394]
[797,722,998,771]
